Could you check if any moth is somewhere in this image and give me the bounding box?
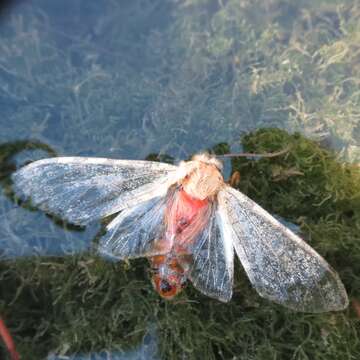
[12,153,348,312]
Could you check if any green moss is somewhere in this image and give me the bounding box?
[231,129,360,300]
[145,153,175,164]
[1,129,360,359]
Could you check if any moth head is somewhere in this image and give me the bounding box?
[180,153,224,200]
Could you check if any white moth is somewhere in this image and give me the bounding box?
[12,153,348,312]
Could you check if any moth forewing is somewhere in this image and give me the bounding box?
[219,186,349,312]
[12,157,177,225]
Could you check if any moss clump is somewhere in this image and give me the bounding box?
[1,129,360,359]
[232,129,360,270]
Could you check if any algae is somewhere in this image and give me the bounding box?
[0,0,360,160]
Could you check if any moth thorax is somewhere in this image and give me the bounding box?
[182,163,224,200]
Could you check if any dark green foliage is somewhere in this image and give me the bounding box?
[209,142,231,156]
[233,129,360,268]
[145,153,175,164]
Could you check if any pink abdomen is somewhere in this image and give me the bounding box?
[149,187,210,299]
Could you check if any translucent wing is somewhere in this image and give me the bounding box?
[180,202,234,302]
[99,188,177,259]
[12,157,177,225]
[219,186,348,312]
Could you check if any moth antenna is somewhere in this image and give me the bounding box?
[216,145,291,159]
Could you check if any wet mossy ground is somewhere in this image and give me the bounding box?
[0,129,359,359]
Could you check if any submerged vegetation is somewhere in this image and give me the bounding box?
[0,0,360,160]
[0,0,360,359]
[1,129,360,359]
